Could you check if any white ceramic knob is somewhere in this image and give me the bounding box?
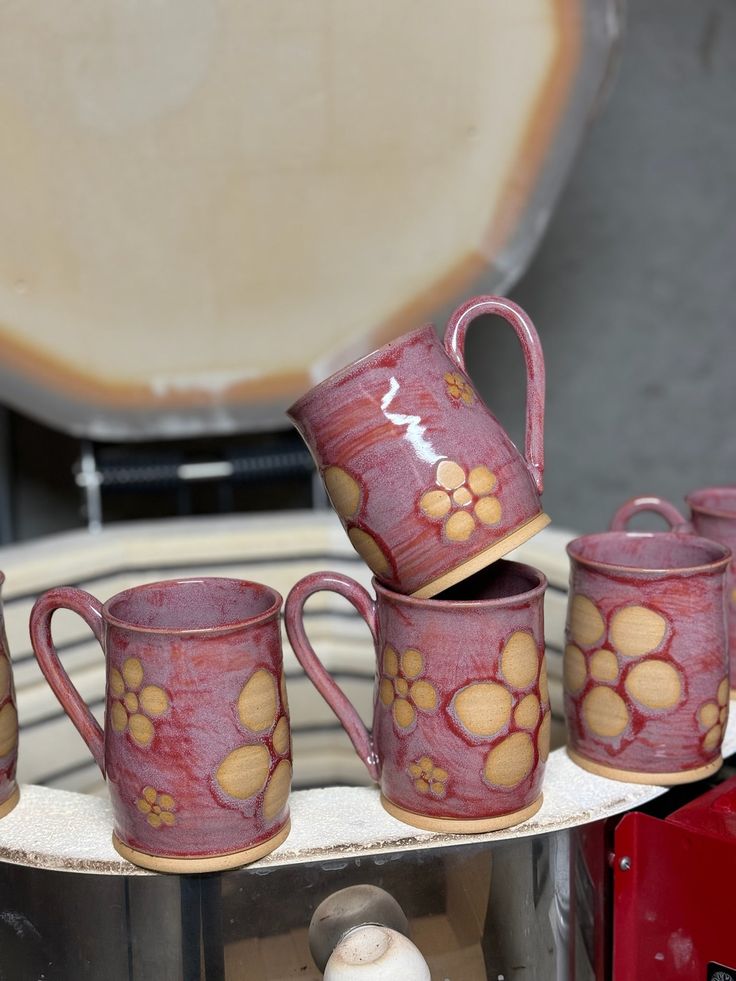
[323,925,431,980]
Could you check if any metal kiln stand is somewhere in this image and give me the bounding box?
[2,741,720,977]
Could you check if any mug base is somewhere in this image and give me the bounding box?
[567,747,723,786]
[411,511,551,599]
[380,793,543,834]
[112,819,291,873]
[0,785,19,820]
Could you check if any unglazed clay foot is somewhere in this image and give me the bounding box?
[324,926,430,980]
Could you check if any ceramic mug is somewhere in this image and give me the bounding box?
[0,572,19,819]
[564,525,731,784]
[285,560,550,833]
[611,490,736,696]
[30,577,291,872]
[288,295,549,599]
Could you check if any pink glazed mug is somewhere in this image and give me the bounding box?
[611,490,736,697]
[564,524,731,785]
[288,295,549,599]
[285,560,550,833]
[30,577,291,872]
[0,572,19,819]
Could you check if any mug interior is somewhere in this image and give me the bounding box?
[687,486,736,518]
[432,559,544,603]
[105,577,281,632]
[568,532,729,572]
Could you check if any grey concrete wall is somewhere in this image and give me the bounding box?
[460,0,736,533]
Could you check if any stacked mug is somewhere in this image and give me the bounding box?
[285,295,555,833]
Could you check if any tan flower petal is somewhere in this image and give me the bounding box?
[137,799,152,813]
[262,759,291,822]
[430,781,446,797]
[158,793,175,811]
[395,677,409,696]
[143,787,157,804]
[420,489,452,519]
[238,669,278,733]
[216,744,270,800]
[704,724,722,752]
[383,646,399,677]
[160,811,176,827]
[445,510,475,542]
[147,813,163,828]
[718,678,729,707]
[474,495,502,526]
[415,778,429,793]
[0,656,10,701]
[698,702,719,728]
[129,714,155,747]
[436,460,465,490]
[400,648,424,680]
[347,528,390,575]
[467,466,497,496]
[109,668,125,698]
[379,678,395,706]
[418,755,433,770]
[122,658,144,691]
[408,763,423,778]
[432,767,448,782]
[140,685,169,717]
[111,701,128,732]
[324,466,361,519]
[393,698,415,728]
[272,716,290,756]
[410,680,437,711]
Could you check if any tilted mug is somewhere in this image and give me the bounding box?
[564,514,731,785]
[30,577,292,872]
[288,295,549,599]
[286,560,551,833]
[612,490,736,696]
[0,572,19,819]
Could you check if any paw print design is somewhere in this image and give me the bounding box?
[379,646,438,730]
[321,466,394,578]
[419,460,501,542]
[444,372,475,406]
[697,678,730,752]
[136,787,176,828]
[564,595,684,740]
[214,669,292,823]
[408,756,448,797]
[110,658,169,747]
[449,630,550,788]
[0,652,17,759]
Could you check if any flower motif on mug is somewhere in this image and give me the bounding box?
[136,786,176,828]
[419,461,501,542]
[408,756,448,797]
[110,658,169,748]
[564,596,685,740]
[379,646,437,730]
[444,372,475,406]
[696,678,729,752]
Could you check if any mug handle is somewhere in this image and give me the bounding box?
[444,295,545,494]
[285,572,380,782]
[29,587,106,774]
[609,496,692,533]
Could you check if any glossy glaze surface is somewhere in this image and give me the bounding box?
[285,561,550,828]
[0,573,19,818]
[612,492,736,693]
[30,578,290,868]
[288,295,547,597]
[564,530,730,779]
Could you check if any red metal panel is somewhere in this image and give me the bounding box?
[613,779,736,980]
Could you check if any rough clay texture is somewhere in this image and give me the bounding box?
[5,725,734,877]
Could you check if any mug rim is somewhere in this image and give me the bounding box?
[287,324,435,416]
[372,559,547,608]
[567,530,731,575]
[686,485,736,520]
[102,576,283,635]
